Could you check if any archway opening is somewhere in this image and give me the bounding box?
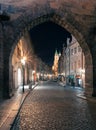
[9,14,93,97]
[28,21,86,88]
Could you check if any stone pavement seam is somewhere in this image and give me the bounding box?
[10,90,31,130]
[0,90,30,130]
[10,82,39,130]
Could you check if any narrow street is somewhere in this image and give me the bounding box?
[1,1,96,130]
[11,80,96,130]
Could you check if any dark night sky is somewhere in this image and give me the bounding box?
[29,21,72,66]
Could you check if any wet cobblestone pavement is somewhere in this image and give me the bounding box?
[11,81,96,130]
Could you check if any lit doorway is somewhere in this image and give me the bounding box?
[18,68,22,86]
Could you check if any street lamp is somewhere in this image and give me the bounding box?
[21,56,26,93]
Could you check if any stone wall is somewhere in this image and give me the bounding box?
[0,0,96,98]
[0,24,3,100]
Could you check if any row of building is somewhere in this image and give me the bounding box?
[52,36,85,88]
[12,33,85,91]
[11,32,51,92]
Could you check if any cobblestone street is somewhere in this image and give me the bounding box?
[11,81,96,130]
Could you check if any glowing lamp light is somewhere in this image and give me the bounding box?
[21,56,26,65]
[32,70,35,74]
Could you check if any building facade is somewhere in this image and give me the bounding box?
[0,1,96,99]
[65,36,85,87]
[12,32,34,92]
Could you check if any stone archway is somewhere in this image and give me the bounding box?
[8,13,93,98]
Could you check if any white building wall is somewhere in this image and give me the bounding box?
[65,36,85,87]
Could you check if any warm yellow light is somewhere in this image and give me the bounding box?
[32,70,35,74]
[21,56,27,65]
[23,56,26,61]
[52,66,54,70]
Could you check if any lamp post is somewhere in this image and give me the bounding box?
[32,70,36,85]
[21,57,26,93]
